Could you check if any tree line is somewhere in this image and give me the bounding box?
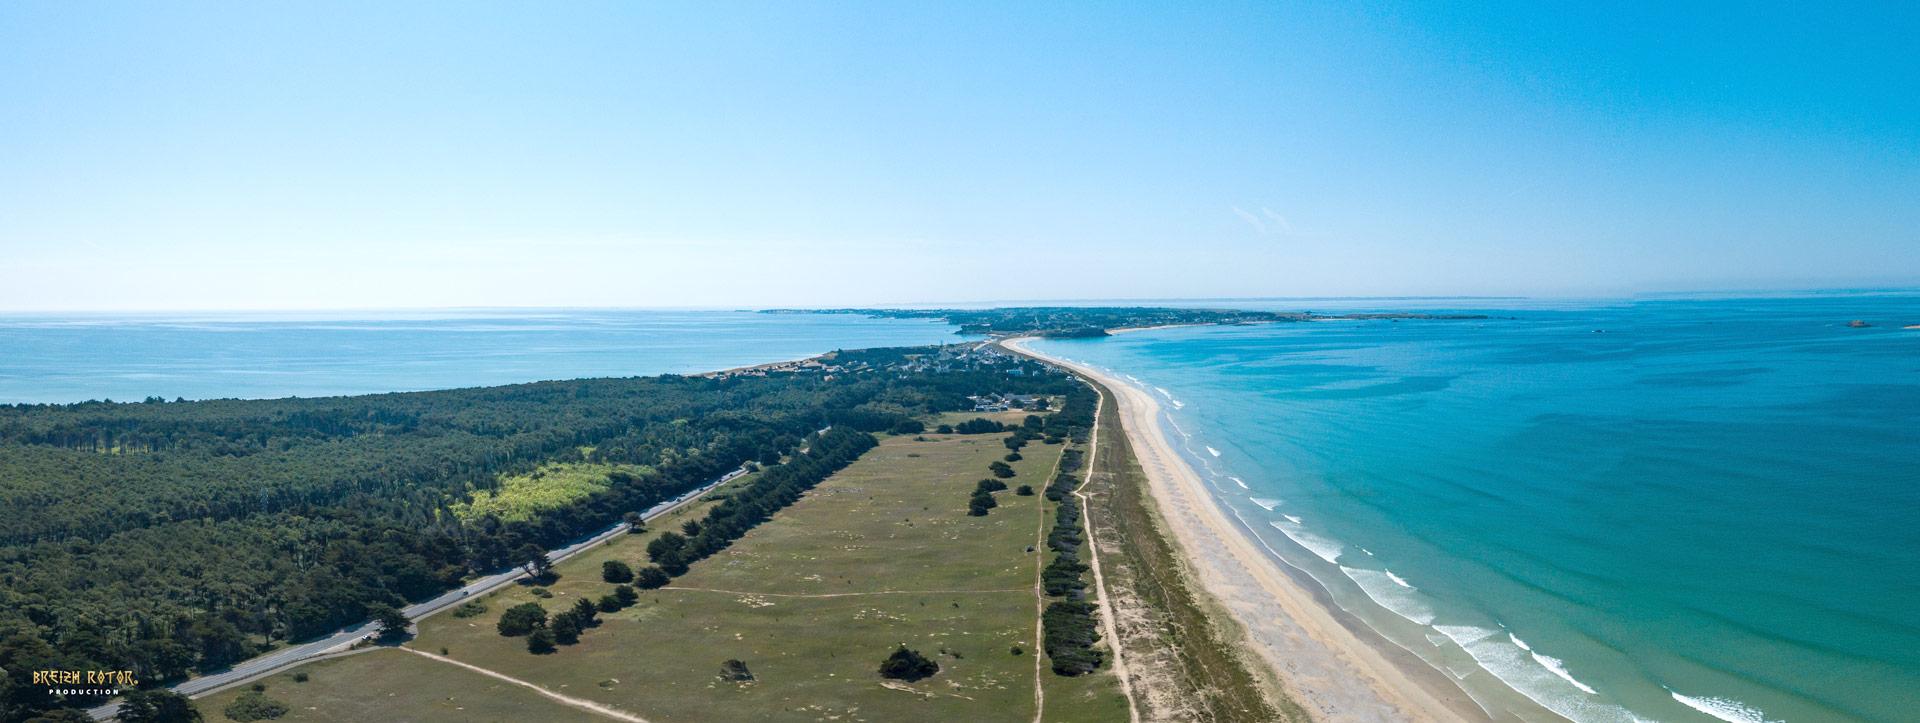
[0,345,1083,720]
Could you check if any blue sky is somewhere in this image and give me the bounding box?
[2,2,1915,310]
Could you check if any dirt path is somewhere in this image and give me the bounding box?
[1076,391,1144,723]
[398,647,650,723]
[1031,433,1071,723]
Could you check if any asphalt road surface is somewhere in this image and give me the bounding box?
[87,464,750,720]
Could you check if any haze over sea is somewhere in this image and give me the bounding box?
[1031,293,1919,723]
[0,309,964,405]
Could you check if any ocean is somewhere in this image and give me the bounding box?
[0,309,965,404]
[1029,294,1919,723]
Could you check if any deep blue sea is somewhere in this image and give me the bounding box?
[0,309,965,404]
[1031,294,1919,723]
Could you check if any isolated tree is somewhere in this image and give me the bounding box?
[368,604,410,641]
[116,689,201,723]
[513,543,553,579]
[496,602,547,637]
[878,645,940,682]
[635,565,672,589]
[526,627,557,654]
[1005,451,1023,462]
[968,490,996,517]
[988,461,1015,478]
[597,593,623,613]
[614,584,640,606]
[1016,485,1035,496]
[551,612,582,645]
[572,597,599,625]
[935,424,954,434]
[622,511,647,532]
[976,478,1007,493]
[602,560,634,583]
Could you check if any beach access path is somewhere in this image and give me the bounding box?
[1002,336,1480,723]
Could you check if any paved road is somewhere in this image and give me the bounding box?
[87,465,750,720]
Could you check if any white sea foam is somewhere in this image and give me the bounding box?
[1509,633,1532,651]
[1282,514,1303,524]
[1384,570,1414,588]
[1435,626,1639,722]
[1205,446,1221,457]
[1532,652,1598,695]
[1342,566,1437,625]
[1361,547,1374,556]
[1170,399,1185,409]
[1230,476,1248,489]
[1155,386,1172,398]
[1270,520,1342,563]
[1250,497,1281,511]
[1669,691,1778,723]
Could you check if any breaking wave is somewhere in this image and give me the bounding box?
[1669,691,1778,723]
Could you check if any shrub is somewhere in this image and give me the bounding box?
[1016,485,1034,496]
[988,461,1015,478]
[720,659,755,681]
[223,690,289,721]
[614,584,640,605]
[935,424,954,434]
[293,672,309,683]
[890,419,925,435]
[878,645,940,681]
[496,602,547,637]
[551,611,582,645]
[602,560,634,584]
[452,601,489,618]
[597,594,623,613]
[954,418,1003,434]
[1004,452,1022,462]
[527,627,557,654]
[529,587,553,599]
[635,566,671,590]
[976,478,1007,493]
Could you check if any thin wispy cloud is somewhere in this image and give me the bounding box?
[1260,207,1294,234]
[1234,205,1295,236]
[1232,206,1267,234]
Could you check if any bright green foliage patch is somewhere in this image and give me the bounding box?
[451,463,651,522]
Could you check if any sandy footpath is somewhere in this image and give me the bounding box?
[1004,337,1484,723]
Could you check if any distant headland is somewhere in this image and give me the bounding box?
[766,306,1489,338]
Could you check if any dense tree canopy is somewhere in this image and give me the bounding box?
[0,343,1083,718]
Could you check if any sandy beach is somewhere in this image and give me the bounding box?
[1004,336,1486,723]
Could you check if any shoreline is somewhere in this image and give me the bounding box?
[1003,336,1488,722]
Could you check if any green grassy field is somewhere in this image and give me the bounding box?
[212,409,1129,721]
[451,461,655,523]
[193,648,584,722]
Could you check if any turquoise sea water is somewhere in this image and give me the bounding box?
[0,309,965,404]
[1032,295,1919,723]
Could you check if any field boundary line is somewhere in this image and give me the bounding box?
[399,646,649,723]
